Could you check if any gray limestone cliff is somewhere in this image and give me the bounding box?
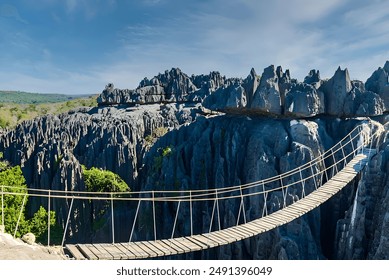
[0,62,388,259]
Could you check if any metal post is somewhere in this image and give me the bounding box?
[111,193,115,244]
[47,189,51,246]
[190,190,193,236]
[152,191,156,241]
[61,197,74,247]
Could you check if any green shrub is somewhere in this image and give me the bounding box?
[0,165,55,239]
[82,166,130,192]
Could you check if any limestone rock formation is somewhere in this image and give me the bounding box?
[284,83,325,117]
[0,61,388,259]
[366,61,389,109]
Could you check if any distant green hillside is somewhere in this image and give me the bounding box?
[0,90,88,104]
[0,94,98,129]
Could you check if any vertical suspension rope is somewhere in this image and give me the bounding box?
[129,200,141,242]
[280,175,286,208]
[111,193,115,244]
[216,188,221,231]
[299,169,306,198]
[340,142,347,168]
[48,189,51,246]
[152,191,156,241]
[171,200,181,239]
[61,197,74,247]
[331,148,338,176]
[262,183,268,217]
[310,163,318,190]
[350,133,356,156]
[209,196,217,233]
[190,190,193,236]
[236,184,247,226]
[14,193,27,238]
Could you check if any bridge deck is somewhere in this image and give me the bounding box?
[65,149,376,260]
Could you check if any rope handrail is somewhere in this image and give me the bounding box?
[0,120,380,203]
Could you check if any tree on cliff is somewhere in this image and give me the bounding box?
[0,155,55,240]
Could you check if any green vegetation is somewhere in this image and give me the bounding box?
[0,95,98,129]
[0,90,88,104]
[144,126,168,149]
[82,166,130,193]
[0,164,55,241]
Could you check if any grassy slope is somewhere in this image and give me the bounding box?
[0,90,90,104]
[0,94,98,128]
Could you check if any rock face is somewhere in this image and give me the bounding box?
[202,62,388,117]
[0,104,201,242]
[0,62,388,259]
[366,61,389,109]
[334,124,389,259]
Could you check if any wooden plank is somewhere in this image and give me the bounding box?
[209,231,236,245]
[191,234,218,248]
[272,211,294,224]
[65,244,86,260]
[141,241,167,257]
[185,236,211,250]
[297,200,317,210]
[99,244,128,260]
[304,194,326,203]
[120,243,150,259]
[250,216,278,230]
[77,244,98,260]
[154,240,179,255]
[225,226,251,238]
[231,224,257,236]
[281,208,304,220]
[205,232,234,245]
[243,222,267,233]
[174,237,202,252]
[324,180,345,188]
[132,242,157,258]
[246,220,270,232]
[93,244,115,260]
[283,204,307,216]
[183,236,210,250]
[161,239,191,254]
[114,244,137,259]
[86,244,109,260]
[159,239,187,255]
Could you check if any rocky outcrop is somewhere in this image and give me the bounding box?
[0,62,388,259]
[202,63,387,118]
[0,104,201,242]
[366,61,389,109]
[138,115,384,259]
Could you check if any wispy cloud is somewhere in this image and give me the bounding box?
[0,4,28,24]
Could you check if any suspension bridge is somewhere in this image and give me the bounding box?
[0,121,383,260]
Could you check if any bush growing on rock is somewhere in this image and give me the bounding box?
[0,164,55,240]
[82,166,130,192]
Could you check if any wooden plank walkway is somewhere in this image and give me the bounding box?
[65,149,375,260]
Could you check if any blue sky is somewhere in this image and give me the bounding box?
[0,0,388,95]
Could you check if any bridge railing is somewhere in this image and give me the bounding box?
[0,120,384,246]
